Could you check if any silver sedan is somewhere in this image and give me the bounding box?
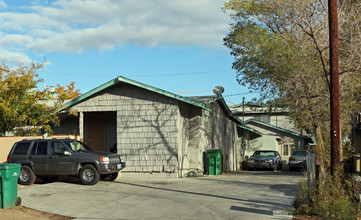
[247,150,282,171]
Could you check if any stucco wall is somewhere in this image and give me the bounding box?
[270,115,295,131]
[245,135,278,156]
[237,114,299,133]
[69,84,180,175]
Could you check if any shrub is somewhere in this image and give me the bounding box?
[293,173,360,219]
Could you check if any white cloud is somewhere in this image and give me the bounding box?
[0,49,32,64]
[0,0,230,64]
[0,1,6,10]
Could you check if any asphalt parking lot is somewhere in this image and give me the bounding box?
[18,171,304,220]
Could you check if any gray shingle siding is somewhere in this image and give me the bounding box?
[72,84,180,174]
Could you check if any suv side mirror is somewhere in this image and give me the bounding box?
[63,151,71,156]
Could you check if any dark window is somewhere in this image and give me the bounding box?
[63,140,92,152]
[36,142,48,155]
[30,143,36,155]
[13,143,31,155]
[293,151,306,156]
[50,142,68,155]
[282,143,295,156]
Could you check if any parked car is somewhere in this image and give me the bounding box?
[288,150,315,171]
[7,139,126,185]
[247,150,282,171]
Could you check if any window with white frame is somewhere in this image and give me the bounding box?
[282,143,295,156]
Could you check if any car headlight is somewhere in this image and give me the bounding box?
[248,159,254,163]
[100,157,110,164]
[267,159,274,163]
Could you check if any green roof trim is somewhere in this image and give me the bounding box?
[243,119,312,141]
[237,124,263,136]
[60,76,212,112]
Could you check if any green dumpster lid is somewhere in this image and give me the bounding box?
[0,163,21,169]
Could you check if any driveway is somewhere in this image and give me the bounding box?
[18,171,304,220]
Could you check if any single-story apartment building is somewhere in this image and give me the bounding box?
[55,76,244,177]
[241,119,312,165]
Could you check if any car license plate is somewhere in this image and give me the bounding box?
[117,164,122,169]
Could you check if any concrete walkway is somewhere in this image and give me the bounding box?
[18,172,304,219]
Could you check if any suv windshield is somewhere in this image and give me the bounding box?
[63,140,92,152]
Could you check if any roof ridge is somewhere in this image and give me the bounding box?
[243,119,312,141]
[60,76,211,112]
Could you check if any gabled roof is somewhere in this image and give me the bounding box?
[243,119,312,142]
[230,102,266,109]
[187,95,216,103]
[188,95,242,125]
[237,124,263,136]
[60,76,212,112]
[230,103,289,115]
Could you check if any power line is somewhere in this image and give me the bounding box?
[224,97,236,105]
[44,69,235,79]
[127,69,233,77]
[223,92,259,97]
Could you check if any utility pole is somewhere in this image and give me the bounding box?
[242,97,245,122]
[328,0,341,175]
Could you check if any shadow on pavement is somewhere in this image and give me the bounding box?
[230,205,273,215]
[115,180,286,209]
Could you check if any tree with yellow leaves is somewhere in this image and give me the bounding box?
[0,62,81,136]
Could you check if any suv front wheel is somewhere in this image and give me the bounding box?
[79,165,100,185]
[19,165,36,185]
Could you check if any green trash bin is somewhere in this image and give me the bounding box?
[0,163,21,209]
[207,150,222,175]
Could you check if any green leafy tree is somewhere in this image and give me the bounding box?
[223,0,361,170]
[0,62,81,136]
[223,0,361,216]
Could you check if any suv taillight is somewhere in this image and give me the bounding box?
[289,158,295,161]
[7,156,10,163]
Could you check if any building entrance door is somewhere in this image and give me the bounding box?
[85,113,106,151]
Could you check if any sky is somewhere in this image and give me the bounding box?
[0,0,259,105]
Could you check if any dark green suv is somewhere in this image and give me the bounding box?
[7,139,126,185]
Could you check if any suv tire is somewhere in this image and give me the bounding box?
[19,165,36,185]
[79,165,100,185]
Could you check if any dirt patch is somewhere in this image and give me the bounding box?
[0,206,73,220]
[0,183,73,220]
